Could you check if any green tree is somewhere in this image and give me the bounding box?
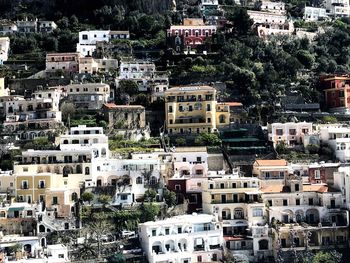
[81,192,94,204]
[163,189,177,207]
[175,138,186,146]
[194,133,221,146]
[139,202,160,222]
[119,80,139,97]
[276,141,288,154]
[144,189,157,202]
[98,195,111,205]
[312,251,342,263]
[322,116,337,124]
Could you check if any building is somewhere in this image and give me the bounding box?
[164,86,230,135]
[0,20,17,34]
[17,19,37,33]
[322,75,350,113]
[76,30,130,57]
[320,126,350,162]
[253,159,289,186]
[325,0,350,17]
[37,21,57,33]
[102,103,149,140]
[268,122,313,147]
[308,162,340,185]
[247,10,293,38]
[45,52,81,75]
[261,1,286,14]
[304,7,328,21]
[117,60,169,99]
[261,174,349,254]
[200,0,219,16]
[0,37,10,64]
[202,172,271,262]
[3,89,63,139]
[167,18,217,52]
[63,83,111,110]
[138,214,223,263]
[78,57,118,74]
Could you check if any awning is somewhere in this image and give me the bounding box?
[8,207,24,212]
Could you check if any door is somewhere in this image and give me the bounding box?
[221,195,226,203]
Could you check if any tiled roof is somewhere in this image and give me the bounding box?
[226,102,243,107]
[260,185,289,193]
[255,159,287,166]
[103,103,144,109]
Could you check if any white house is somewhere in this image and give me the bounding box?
[77,30,130,57]
[268,122,313,147]
[304,7,328,21]
[261,1,286,14]
[325,0,350,17]
[138,213,223,263]
[0,37,10,64]
[320,126,350,162]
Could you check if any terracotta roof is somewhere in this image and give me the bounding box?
[226,102,243,107]
[303,184,329,193]
[103,103,144,109]
[224,236,251,241]
[260,185,290,193]
[255,159,287,166]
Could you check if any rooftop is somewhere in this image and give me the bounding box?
[103,103,144,109]
[140,213,215,226]
[254,159,288,166]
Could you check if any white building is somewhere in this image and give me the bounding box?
[171,147,209,178]
[320,126,350,162]
[201,173,271,262]
[117,60,169,98]
[325,0,350,17]
[304,7,328,21]
[247,10,288,24]
[0,37,10,64]
[37,21,57,33]
[0,20,18,34]
[76,30,130,57]
[261,1,286,14]
[78,57,118,74]
[62,83,112,110]
[3,89,63,139]
[139,213,223,263]
[268,122,313,147]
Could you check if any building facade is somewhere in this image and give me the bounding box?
[165,86,230,135]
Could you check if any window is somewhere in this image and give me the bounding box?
[207,118,211,123]
[136,177,142,184]
[268,200,272,206]
[289,129,296,135]
[308,198,313,205]
[120,194,128,200]
[232,183,236,188]
[58,254,64,259]
[165,228,169,235]
[178,227,182,233]
[220,183,225,189]
[82,34,88,40]
[296,199,300,205]
[52,196,58,205]
[276,129,283,135]
[295,184,299,191]
[39,180,45,189]
[175,184,181,191]
[206,104,211,111]
[196,157,202,162]
[279,171,284,178]
[182,157,186,162]
[314,170,320,179]
[22,180,28,189]
[253,208,263,217]
[152,229,156,236]
[23,167,28,172]
[283,199,288,206]
[189,194,197,204]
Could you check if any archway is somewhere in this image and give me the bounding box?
[259,239,269,250]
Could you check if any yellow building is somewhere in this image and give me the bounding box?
[164,86,230,134]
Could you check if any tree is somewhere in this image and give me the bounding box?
[139,202,160,222]
[194,133,221,146]
[175,138,186,146]
[163,189,177,207]
[276,141,288,154]
[312,251,342,263]
[61,102,76,123]
[119,80,139,97]
[98,194,111,206]
[322,116,337,124]
[85,213,115,259]
[226,7,253,36]
[144,189,157,202]
[81,192,94,204]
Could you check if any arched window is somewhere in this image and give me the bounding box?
[85,167,90,175]
[101,148,106,158]
[39,225,46,233]
[72,192,78,202]
[76,165,82,174]
[136,177,143,184]
[234,208,244,219]
[341,143,346,150]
